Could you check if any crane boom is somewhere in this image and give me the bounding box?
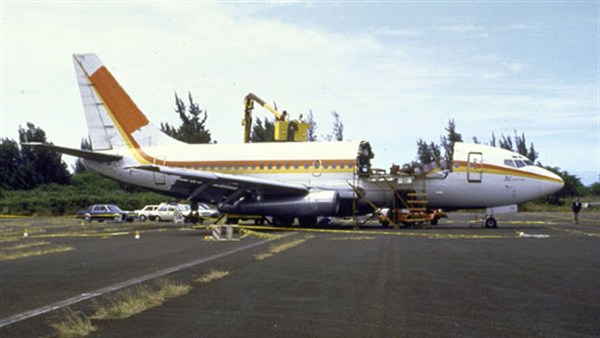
[243,92,290,143]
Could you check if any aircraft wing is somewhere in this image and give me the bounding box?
[126,164,309,201]
[21,142,123,162]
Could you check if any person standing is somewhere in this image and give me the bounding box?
[571,198,582,224]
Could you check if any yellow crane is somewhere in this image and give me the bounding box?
[242,92,310,143]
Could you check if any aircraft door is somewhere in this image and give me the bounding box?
[153,157,166,185]
[467,152,483,183]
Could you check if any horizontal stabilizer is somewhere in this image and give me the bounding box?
[21,142,123,162]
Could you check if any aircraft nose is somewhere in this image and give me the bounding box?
[541,169,564,196]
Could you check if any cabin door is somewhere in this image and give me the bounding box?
[467,152,483,183]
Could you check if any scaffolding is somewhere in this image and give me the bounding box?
[349,165,446,229]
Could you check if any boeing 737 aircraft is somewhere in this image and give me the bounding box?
[24,54,564,227]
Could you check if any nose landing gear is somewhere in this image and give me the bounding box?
[485,217,497,228]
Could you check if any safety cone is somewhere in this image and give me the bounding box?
[134,230,140,239]
[23,229,28,237]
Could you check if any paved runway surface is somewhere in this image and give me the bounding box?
[1,212,598,337]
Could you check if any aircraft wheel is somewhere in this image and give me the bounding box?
[485,217,497,228]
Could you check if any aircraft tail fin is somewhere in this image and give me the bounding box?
[72,54,183,152]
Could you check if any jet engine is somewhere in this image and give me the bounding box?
[219,190,340,218]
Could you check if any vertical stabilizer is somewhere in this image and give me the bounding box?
[73,54,183,151]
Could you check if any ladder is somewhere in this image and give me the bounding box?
[406,176,429,227]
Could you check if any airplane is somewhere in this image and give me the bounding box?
[23,54,564,228]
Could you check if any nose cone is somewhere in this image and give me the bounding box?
[541,169,564,196]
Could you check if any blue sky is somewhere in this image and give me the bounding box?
[1,1,598,184]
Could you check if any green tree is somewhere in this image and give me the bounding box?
[494,130,538,162]
[305,110,318,142]
[250,117,275,142]
[589,182,600,196]
[441,119,462,163]
[416,139,441,165]
[161,92,212,143]
[527,143,538,163]
[499,133,513,151]
[18,123,71,189]
[74,137,92,174]
[490,132,497,147]
[0,138,27,190]
[325,111,343,141]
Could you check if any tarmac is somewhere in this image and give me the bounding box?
[0,211,598,337]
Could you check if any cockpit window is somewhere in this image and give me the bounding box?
[504,159,516,167]
[514,160,526,168]
[524,160,534,166]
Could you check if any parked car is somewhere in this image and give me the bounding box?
[197,203,220,218]
[154,203,192,222]
[134,205,159,222]
[76,204,135,223]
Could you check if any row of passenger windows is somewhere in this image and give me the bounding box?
[173,162,355,171]
[504,158,534,168]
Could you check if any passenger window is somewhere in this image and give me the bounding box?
[514,160,526,168]
[504,159,516,167]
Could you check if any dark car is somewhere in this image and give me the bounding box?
[76,204,135,223]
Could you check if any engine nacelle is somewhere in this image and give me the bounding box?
[219,190,340,218]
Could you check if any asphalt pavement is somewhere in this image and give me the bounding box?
[0,212,598,337]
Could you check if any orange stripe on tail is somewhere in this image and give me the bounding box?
[89,67,149,136]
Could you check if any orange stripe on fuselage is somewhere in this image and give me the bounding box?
[453,161,562,183]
